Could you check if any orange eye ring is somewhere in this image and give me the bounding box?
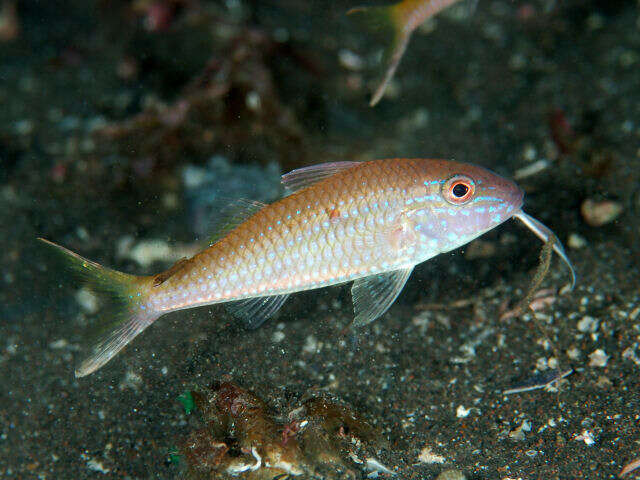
[442,175,475,205]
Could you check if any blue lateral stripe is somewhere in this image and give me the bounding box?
[473,196,504,203]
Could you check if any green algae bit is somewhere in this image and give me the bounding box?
[167,448,182,466]
[178,391,195,415]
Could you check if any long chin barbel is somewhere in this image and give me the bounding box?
[513,211,576,291]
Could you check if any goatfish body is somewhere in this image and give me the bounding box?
[348,0,465,106]
[40,159,575,377]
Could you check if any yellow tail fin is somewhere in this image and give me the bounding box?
[348,2,410,106]
[38,238,158,377]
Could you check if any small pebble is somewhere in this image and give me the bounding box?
[436,469,466,480]
[302,335,320,355]
[567,347,581,360]
[535,357,549,371]
[338,49,364,71]
[75,288,99,314]
[522,144,537,161]
[245,91,261,112]
[509,419,531,441]
[577,316,599,333]
[118,370,143,392]
[456,405,470,418]
[621,346,640,366]
[580,199,623,227]
[575,429,595,446]
[514,159,549,179]
[568,233,587,249]
[117,239,196,268]
[595,375,612,389]
[588,349,609,368]
[86,458,110,474]
[125,239,172,267]
[49,339,69,350]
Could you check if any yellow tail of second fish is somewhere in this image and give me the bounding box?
[347,2,410,106]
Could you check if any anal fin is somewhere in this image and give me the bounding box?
[226,294,290,329]
[350,267,414,328]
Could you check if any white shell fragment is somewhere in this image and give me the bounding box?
[588,349,609,368]
[365,457,396,476]
[580,199,623,227]
[575,430,596,446]
[418,445,446,464]
[456,405,471,418]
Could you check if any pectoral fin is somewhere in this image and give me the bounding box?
[350,267,414,328]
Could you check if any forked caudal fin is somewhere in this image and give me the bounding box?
[513,212,576,290]
[38,238,158,377]
[347,2,410,106]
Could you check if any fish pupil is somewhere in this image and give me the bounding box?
[452,183,469,198]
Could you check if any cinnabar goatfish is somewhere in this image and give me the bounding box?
[40,159,575,377]
[348,0,465,106]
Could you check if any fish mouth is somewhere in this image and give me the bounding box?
[513,211,576,290]
[512,186,525,212]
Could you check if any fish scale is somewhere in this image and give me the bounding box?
[153,161,413,312]
[39,158,575,376]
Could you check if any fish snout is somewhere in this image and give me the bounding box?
[475,175,524,223]
[506,183,525,214]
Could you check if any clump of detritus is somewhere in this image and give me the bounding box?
[177,381,395,479]
[95,10,308,175]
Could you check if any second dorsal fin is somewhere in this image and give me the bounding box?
[281,161,361,194]
[207,199,267,246]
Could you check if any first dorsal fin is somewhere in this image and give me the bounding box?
[281,161,361,194]
[207,199,267,246]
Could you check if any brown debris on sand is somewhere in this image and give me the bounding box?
[96,14,308,174]
[179,381,395,479]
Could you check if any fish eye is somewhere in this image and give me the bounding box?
[442,175,475,205]
[452,183,469,198]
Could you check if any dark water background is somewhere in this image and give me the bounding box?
[1,0,639,478]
